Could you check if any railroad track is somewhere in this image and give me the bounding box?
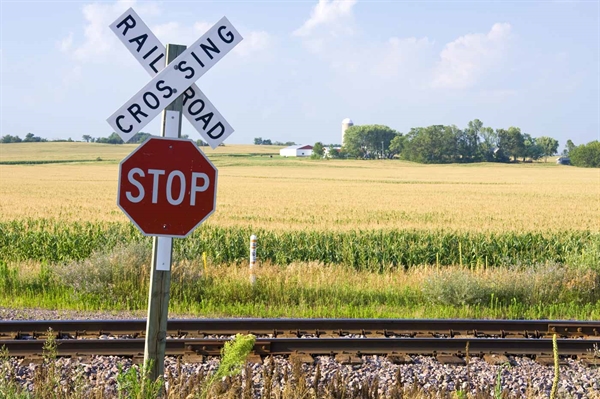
[1,319,599,362]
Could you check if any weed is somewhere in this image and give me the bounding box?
[0,345,30,399]
[494,362,511,399]
[201,334,256,399]
[115,360,163,399]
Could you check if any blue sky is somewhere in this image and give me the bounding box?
[1,0,598,147]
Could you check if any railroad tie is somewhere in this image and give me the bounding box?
[483,354,511,366]
[289,352,315,364]
[387,354,413,364]
[436,355,466,365]
[335,352,362,365]
[535,355,568,367]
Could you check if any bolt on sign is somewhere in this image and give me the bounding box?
[108,8,242,148]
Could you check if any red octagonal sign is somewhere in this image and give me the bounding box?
[118,137,217,237]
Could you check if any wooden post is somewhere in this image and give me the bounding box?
[144,43,186,383]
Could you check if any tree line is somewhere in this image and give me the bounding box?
[254,137,296,146]
[1,133,49,143]
[1,132,151,144]
[1,132,215,147]
[310,120,598,167]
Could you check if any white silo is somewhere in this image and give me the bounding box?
[341,118,354,146]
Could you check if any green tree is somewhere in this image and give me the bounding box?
[96,133,124,144]
[82,135,92,143]
[262,139,272,145]
[516,134,547,162]
[389,134,406,158]
[479,126,499,161]
[311,142,325,159]
[497,127,524,161]
[129,132,152,144]
[0,135,22,143]
[327,145,341,158]
[458,119,483,162]
[254,137,263,145]
[563,139,576,156]
[402,125,458,163]
[343,124,399,159]
[23,133,45,142]
[570,141,600,168]
[536,136,559,162]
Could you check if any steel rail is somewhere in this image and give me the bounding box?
[2,337,600,359]
[1,319,599,340]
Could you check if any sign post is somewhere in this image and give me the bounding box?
[143,43,184,382]
[109,7,242,384]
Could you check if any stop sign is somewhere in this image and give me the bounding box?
[117,137,217,237]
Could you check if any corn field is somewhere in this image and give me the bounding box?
[1,219,598,270]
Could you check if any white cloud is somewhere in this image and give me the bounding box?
[57,32,74,52]
[66,1,271,62]
[234,31,272,56]
[372,36,434,78]
[64,0,160,63]
[432,23,512,89]
[293,0,357,37]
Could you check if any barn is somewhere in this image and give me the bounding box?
[279,145,313,157]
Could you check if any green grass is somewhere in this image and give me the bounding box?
[1,242,598,319]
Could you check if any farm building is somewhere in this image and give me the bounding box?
[280,145,313,157]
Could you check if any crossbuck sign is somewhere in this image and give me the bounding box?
[107,8,242,148]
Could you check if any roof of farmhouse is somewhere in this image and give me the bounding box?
[282,145,313,150]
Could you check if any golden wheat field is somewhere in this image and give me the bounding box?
[0,142,598,232]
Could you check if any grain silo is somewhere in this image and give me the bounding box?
[341,118,354,146]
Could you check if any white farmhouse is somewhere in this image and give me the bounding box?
[279,145,313,157]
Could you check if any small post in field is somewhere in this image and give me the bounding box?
[250,234,257,285]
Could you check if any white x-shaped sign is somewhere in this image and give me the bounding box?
[107,8,242,148]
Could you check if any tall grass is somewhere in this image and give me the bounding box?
[1,220,598,270]
[1,243,599,319]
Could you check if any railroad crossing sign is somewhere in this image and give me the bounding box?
[117,136,217,237]
[107,8,242,148]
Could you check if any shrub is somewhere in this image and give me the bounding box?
[570,140,600,168]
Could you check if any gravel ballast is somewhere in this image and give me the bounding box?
[1,307,599,398]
